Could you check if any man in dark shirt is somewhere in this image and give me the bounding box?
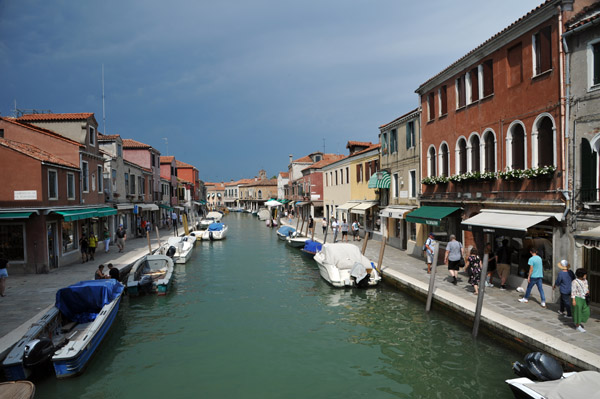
[107,263,120,281]
[496,239,512,290]
[0,257,8,297]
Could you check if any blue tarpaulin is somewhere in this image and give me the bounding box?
[55,280,123,323]
[208,223,225,231]
[277,226,295,236]
[303,240,322,253]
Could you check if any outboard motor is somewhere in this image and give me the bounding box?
[513,352,563,381]
[209,231,214,241]
[166,246,177,258]
[139,274,154,294]
[23,338,55,367]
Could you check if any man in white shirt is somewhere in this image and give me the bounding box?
[331,218,339,243]
[425,233,436,274]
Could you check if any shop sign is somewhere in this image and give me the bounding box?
[583,239,600,249]
[14,190,37,200]
[426,220,439,226]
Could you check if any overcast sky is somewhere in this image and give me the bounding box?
[0,0,542,182]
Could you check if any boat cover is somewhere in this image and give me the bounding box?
[277,226,296,236]
[318,243,372,270]
[56,280,123,323]
[522,371,600,398]
[207,211,222,219]
[208,223,224,231]
[350,262,367,281]
[303,240,322,253]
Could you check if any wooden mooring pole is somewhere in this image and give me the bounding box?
[425,243,439,312]
[361,230,369,255]
[472,253,489,338]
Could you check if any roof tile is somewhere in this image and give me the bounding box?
[0,138,78,169]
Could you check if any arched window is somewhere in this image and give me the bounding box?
[532,114,556,167]
[508,122,526,170]
[482,130,496,172]
[469,134,480,173]
[439,142,449,177]
[456,137,467,174]
[537,117,554,167]
[581,138,598,202]
[427,146,437,177]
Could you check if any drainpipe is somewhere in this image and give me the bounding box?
[558,5,567,193]
[562,31,573,230]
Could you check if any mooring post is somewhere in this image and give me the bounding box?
[472,252,489,338]
[425,242,438,312]
[155,226,161,249]
[146,230,152,254]
[361,230,369,255]
[376,231,386,273]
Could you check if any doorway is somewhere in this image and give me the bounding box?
[47,222,58,269]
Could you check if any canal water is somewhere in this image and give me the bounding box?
[35,213,520,398]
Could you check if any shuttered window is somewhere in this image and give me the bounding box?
[456,76,466,108]
[427,92,435,120]
[406,121,415,149]
[482,59,494,97]
[470,68,479,102]
[593,41,600,87]
[507,43,523,87]
[534,26,552,75]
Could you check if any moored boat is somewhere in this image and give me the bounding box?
[126,254,174,296]
[3,280,124,380]
[286,235,307,248]
[300,240,322,258]
[313,243,381,288]
[198,211,223,229]
[276,225,296,240]
[201,223,228,241]
[0,381,35,398]
[158,236,194,264]
[505,352,600,399]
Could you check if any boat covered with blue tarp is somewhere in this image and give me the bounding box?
[276,225,296,240]
[56,280,123,323]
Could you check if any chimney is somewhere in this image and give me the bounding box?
[289,154,293,165]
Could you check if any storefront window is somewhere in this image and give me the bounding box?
[395,219,402,238]
[409,222,417,241]
[430,218,450,243]
[0,224,25,261]
[61,221,77,253]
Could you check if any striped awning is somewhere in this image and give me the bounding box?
[368,171,391,189]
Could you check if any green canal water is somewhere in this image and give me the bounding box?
[35,213,519,398]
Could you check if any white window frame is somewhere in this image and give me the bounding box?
[465,72,473,105]
[48,169,58,200]
[506,120,528,170]
[89,126,96,146]
[531,113,557,167]
[481,128,498,173]
[67,172,75,200]
[588,38,600,91]
[438,141,450,177]
[437,88,442,117]
[81,161,89,193]
[408,169,417,198]
[455,136,468,175]
[97,165,103,193]
[427,145,437,177]
[407,121,416,149]
[467,132,482,173]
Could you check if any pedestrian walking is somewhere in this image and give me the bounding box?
[79,234,89,263]
[88,232,97,261]
[172,211,179,236]
[352,220,361,241]
[444,234,463,284]
[103,228,111,253]
[115,225,127,253]
[572,268,590,333]
[341,219,349,242]
[467,248,482,295]
[484,243,497,288]
[322,218,328,234]
[331,218,339,243]
[0,255,8,297]
[553,260,574,317]
[424,233,436,274]
[308,216,314,235]
[518,248,546,308]
[496,239,511,290]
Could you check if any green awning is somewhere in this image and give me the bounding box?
[159,204,174,211]
[405,206,461,227]
[368,171,391,189]
[53,207,117,221]
[0,211,34,219]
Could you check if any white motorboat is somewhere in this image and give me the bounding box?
[505,351,600,399]
[201,223,228,241]
[257,208,271,221]
[159,236,195,264]
[126,254,174,296]
[286,235,307,248]
[313,243,381,288]
[198,211,223,229]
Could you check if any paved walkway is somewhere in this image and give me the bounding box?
[283,218,600,371]
[0,229,176,360]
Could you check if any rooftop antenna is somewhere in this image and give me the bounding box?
[163,137,169,156]
[102,64,107,135]
[323,138,326,153]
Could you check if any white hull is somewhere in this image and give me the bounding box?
[286,236,307,248]
[158,236,194,264]
[313,243,381,288]
[201,225,228,241]
[126,254,174,294]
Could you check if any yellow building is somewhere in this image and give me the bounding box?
[345,141,381,231]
